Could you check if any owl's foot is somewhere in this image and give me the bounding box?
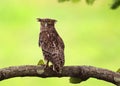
[44,60,49,69]
[50,65,62,73]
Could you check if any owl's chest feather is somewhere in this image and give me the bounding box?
[40,30,59,49]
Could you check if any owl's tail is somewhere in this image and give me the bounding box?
[51,52,64,73]
[52,56,64,73]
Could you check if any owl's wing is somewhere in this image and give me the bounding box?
[38,33,41,47]
[40,30,64,54]
[57,34,65,49]
[51,30,65,50]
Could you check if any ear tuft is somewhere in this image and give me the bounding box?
[37,18,42,22]
[54,20,57,22]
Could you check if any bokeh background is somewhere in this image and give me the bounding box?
[0,0,120,86]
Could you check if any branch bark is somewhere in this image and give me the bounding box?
[0,65,120,85]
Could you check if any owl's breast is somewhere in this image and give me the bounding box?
[40,31,60,52]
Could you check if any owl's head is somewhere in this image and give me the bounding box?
[37,18,57,27]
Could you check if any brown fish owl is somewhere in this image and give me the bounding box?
[37,18,65,73]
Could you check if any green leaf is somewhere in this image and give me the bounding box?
[37,59,45,65]
[71,0,81,3]
[111,0,120,9]
[58,0,70,2]
[69,77,82,84]
[117,68,120,73]
[86,0,95,5]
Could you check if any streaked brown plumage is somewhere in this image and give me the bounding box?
[37,18,65,73]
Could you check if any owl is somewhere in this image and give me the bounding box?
[37,18,65,73]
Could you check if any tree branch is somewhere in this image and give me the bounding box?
[0,65,120,85]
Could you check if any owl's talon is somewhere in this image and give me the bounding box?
[44,60,49,69]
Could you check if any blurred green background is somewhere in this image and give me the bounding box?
[0,0,120,86]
